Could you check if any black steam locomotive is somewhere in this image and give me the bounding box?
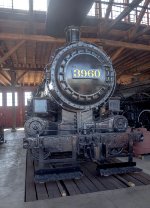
[23,26,143,182]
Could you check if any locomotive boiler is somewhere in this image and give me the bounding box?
[23,26,143,182]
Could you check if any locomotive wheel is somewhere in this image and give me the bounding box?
[24,117,48,136]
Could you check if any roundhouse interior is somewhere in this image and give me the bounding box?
[0,1,150,208]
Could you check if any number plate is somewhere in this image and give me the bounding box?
[72,69,101,79]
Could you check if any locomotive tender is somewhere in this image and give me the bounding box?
[23,26,142,182]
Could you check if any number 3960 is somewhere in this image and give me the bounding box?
[73,69,100,78]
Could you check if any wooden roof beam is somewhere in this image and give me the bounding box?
[105,0,143,33]
[0,33,64,43]
[0,40,25,65]
[16,68,43,72]
[110,0,149,62]
[34,71,36,86]
[27,71,31,86]
[134,25,150,39]
[129,0,150,39]
[119,53,150,66]
[105,0,114,20]
[0,33,150,51]
[97,38,150,51]
[16,71,28,82]
[117,62,150,77]
[113,49,134,65]
[0,71,11,84]
[120,66,150,77]
[100,0,114,35]
[111,47,124,62]
[115,55,150,69]
[2,70,11,80]
[0,79,6,86]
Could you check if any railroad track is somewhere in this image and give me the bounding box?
[25,152,150,202]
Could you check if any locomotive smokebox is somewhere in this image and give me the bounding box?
[65,26,80,44]
[48,27,116,110]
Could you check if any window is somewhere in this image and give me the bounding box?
[0,0,29,10]
[112,5,124,20]
[7,92,18,106]
[141,10,148,25]
[88,3,96,16]
[114,0,124,3]
[130,9,136,23]
[101,3,107,18]
[0,93,2,106]
[7,93,12,106]
[24,92,32,106]
[13,0,29,10]
[15,92,18,106]
[0,0,12,9]
[33,0,47,11]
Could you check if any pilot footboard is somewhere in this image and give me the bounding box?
[34,166,83,183]
[97,162,142,176]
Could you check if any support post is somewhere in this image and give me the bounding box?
[128,133,134,163]
[29,0,34,34]
[11,70,17,132]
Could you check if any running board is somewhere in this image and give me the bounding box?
[97,162,142,176]
[34,166,83,183]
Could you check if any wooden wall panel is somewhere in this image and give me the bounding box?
[0,87,35,128]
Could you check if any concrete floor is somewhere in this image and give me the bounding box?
[0,129,150,208]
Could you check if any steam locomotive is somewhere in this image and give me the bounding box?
[23,26,143,182]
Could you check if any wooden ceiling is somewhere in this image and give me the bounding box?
[0,0,150,88]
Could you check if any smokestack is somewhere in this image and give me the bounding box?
[65,26,80,44]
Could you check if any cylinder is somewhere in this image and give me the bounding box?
[96,115,128,133]
[65,26,80,44]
